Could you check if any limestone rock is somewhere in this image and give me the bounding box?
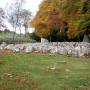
[41,38,48,43]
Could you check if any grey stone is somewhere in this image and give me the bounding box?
[0,42,90,57]
[41,38,48,43]
[0,42,7,49]
[25,45,33,53]
[83,34,89,43]
[5,44,14,50]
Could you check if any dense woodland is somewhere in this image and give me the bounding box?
[32,0,90,42]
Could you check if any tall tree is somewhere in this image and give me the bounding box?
[32,0,90,42]
[19,9,31,37]
[7,0,25,40]
[78,0,90,42]
[32,0,63,41]
[0,8,5,26]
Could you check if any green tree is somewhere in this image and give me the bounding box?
[78,0,90,42]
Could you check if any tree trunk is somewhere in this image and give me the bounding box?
[20,28,21,38]
[25,27,27,38]
[13,26,16,41]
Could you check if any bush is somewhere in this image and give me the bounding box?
[28,32,41,42]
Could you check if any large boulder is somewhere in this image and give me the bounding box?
[83,34,89,43]
[0,42,7,49]
[41,38,48,43]
[5,44,14,51]
[24,45,33,53]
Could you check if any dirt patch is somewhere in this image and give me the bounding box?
[0,61,5,65]
[15,77,27,84]
[0,49,13,55]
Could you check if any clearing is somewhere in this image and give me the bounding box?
[0,53,90,90]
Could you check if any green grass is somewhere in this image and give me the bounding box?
[0,32,33,44]
[0,53,90,90]
[0,32,20,38]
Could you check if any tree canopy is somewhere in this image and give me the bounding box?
[32,0,90,42]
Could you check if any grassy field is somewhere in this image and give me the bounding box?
[0,32,33,44]
[0,32,20,39]
[0,53,90,90]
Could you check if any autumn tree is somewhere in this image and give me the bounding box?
[32,0,64,41]
[32,0,90,42]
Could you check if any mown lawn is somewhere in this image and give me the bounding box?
[0,53,90,90]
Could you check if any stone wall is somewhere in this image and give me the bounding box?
[0,42,90,57]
